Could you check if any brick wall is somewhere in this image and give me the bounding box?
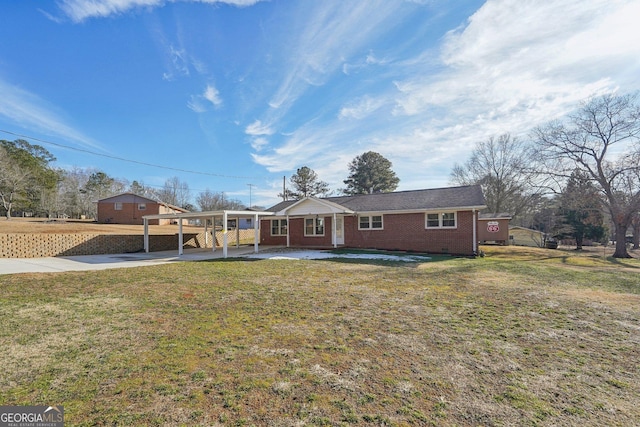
[260,211,476,255]
[98,202,154,225]
[345,212,475,255]
[0,229,256,258]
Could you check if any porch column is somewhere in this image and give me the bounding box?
[178,219,184,255]
[332,212,337,248]
[253,213,260,253]
[223,211,228,258]
[144,219,149,253]
[286,215,290,248]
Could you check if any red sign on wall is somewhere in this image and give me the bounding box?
[487,221,499,233]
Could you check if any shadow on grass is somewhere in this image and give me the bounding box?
[484,246,640,270]
[193,249,463,267]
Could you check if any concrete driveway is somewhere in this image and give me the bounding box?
[0,247,261,275]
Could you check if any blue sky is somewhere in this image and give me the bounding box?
[1,0,639,208]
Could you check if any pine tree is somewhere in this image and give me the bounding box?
[342,151,399,195]
[558,169,606,250]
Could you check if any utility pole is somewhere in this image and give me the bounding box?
[247,184,255,209]
[283,176,287,201]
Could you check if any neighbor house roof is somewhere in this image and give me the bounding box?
[97,192,189,213]
[268,185,486,215]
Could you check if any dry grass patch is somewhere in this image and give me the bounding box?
[0,247,639,425]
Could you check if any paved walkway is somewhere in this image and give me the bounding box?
[0,247,262,275]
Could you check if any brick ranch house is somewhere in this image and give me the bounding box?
[97,193,189,225]
[260,185,487,256]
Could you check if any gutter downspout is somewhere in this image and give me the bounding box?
[472,209,477,255]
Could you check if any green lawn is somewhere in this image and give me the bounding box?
[1,246,639,426]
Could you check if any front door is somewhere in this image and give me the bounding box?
[335,216,344,245]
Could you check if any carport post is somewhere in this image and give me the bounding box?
[253,213,259,253]
[223,211,228,258]
[144,219,149,253]
[178,219,183,256]
[211,215,216,253]
[204,218,209,247]
[236,217,240,248]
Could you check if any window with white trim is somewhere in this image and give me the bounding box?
[359,215,383,230]
[304,217,324,236]
[425,212,457,228]
[114,202,123,211]
[138,203,146,210]
[271,219,287,236]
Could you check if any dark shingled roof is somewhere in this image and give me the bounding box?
[478,212,512,219]
[267,185,485,213]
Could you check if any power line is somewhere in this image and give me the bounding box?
[0,129,264,180]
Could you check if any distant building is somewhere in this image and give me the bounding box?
[97,193,189,225]
[477,213,512,245]
[509,226,545,248]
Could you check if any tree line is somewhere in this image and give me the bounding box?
[273,94,640,258]
[2,93,639,257]
[0,143,245,221]
[450,93,640,258]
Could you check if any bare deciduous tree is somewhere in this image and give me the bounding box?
[0,146,32,219]
[196,189,245,211]
[533,93,640,258]
[156,176,192,209]
[450,134,541,222]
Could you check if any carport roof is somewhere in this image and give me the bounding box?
[142,209,274,220]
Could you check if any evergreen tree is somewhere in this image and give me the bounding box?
[0,139,60,218]
[279,166,330,200]
[558,169,606,250]
[342,151,399,195]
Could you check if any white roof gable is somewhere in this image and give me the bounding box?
[276,197,354,216]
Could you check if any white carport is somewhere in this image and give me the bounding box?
[142,210,274,258]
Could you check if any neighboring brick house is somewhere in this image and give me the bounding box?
[260,185,486,256]
[97,193,189,225]
[477,212,512,245]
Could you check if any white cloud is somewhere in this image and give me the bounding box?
[0,78,102,150]
[394,0,640,125]
[252,0,640,191]
[204,85,223,106]
[188,84,223,112]
[56,0,265,23]
[250,137,269,151]
[245,120,274,136]
[267,0,413,116]
[339,96,386,120]
[186,97,206,113]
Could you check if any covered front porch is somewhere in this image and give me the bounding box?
[266,198,355,249]
[142,210,274,258]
